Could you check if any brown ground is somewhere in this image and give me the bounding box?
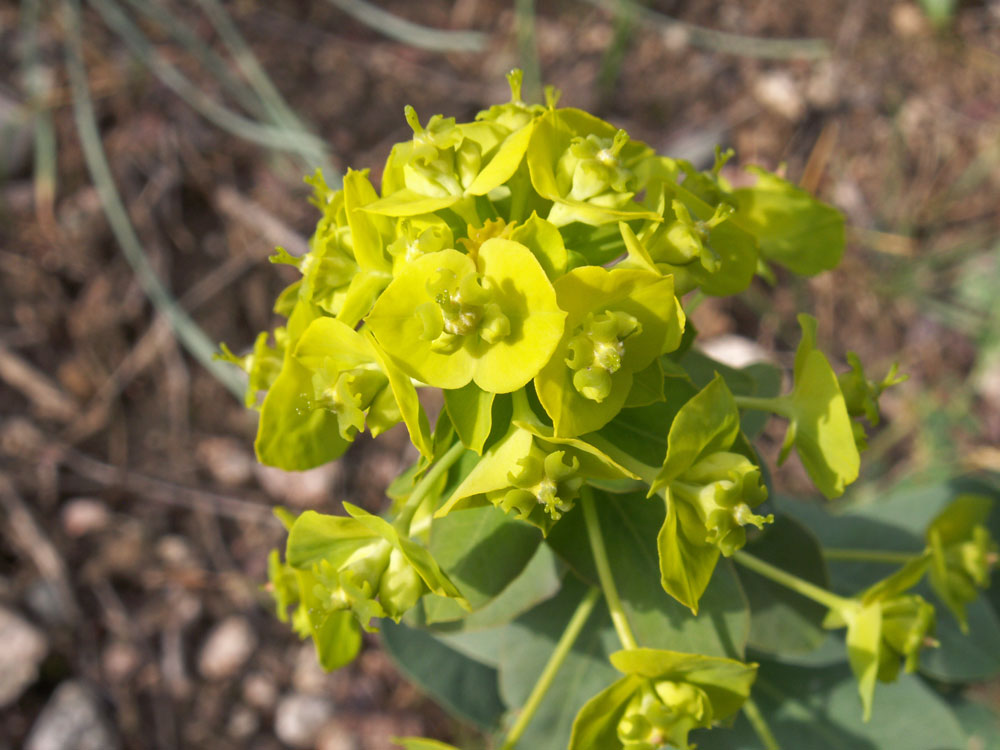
[1,1,999,748]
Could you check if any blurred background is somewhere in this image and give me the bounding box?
[1,1,999,748]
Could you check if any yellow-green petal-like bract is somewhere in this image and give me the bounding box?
[365,240,565,393]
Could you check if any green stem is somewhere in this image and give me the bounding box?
[582,487,639,650]
[732,550,852,612]
[393,441,466,531]
[733,395,792,417]
[742,696,781,750]
[499,587,600,750]
[823,548,922,564]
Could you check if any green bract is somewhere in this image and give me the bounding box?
[220,72,986,750]
[366,240,565,393]
[569,649,757,750]
[925,494,998,631]
[436,418,637,534]
[535,266,684,437]
[650,375,771,612]
[823,558,936,721]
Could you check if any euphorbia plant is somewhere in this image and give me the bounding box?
[224,71,998,749]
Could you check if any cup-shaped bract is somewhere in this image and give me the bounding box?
[623,192,759,298]
[255,316,432,470]
[283,506,467,640]
[570,648,757,750]
[436,419,638,534]
[366,240,565,393]
[526,107,661,226]
[824,557,936,720]
[650,375,771,612]
[926,494,998,632]
[534,266,684,437]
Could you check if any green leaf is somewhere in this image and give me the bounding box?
[428,504,542,612]
[657,493,721,613]
[429,542,563,634]
[735,515,831,656]
[343,168,392,272]
[546,491,750,656]
[732,167,845,276]
[381,619,505,729]
[364,188,461,217]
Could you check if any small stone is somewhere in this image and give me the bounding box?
[0,607,48,707]
[698,335,773,369]
[61,498,110,538]
[274,694,335,749]
[753,71,806,121]
[293,643,331,695]
[891,2,928,37]
[227,704,259,740]
[156,535,197,567]
[317,721,362,750]
[24,680,120,750]
[101,641,141,683]
[198,615,258,680]
[242,671,278,711]
[197,436,255,487]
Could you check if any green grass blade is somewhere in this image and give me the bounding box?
[120,0,271,120]
[324,0,487,52]
[193,0,336,178]
[582,0,830,60]
[89,0,331,168]
[63,0,246,399]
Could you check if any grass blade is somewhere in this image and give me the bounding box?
[63,0,246,398]
[582,0,830,60]
[324,0,487,52]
